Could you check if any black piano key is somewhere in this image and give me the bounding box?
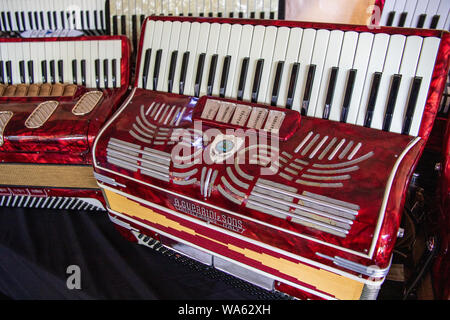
[49,60,56,84]
[270,12,275,20]
[238,12,243,18]
[53,11,58,29]
[382,74,402,131]
[112,59,117,88]
[179,51,190,95]
[132,15,138,52]
[112,16,118,35]
[1,13,7,31]
[28,61,34,84]
[34,12,39,30]
[105,0,111,35]
[417,14,426,28]
[260,12,265,19]
[237,57,250,101]
[217,12,222,18]
[81,60,86,86]
[39,11,45,29]
[398,12,407,27]
[47,12,52,30]
[301,64,316,116]
[188,13,193,17]
[207,54,219,96]
[167,51,178,93]
[6,61,12,85]
[57,60,63,83]
[402,77,423,135]
[19,61,25,84]
[251,59,264,103]
[340,69,357,123]
[103,59,109,89]
[194,53,206,97]
[323,67,339,120]
[140,15,145,28]
[153,49,163,91]
[80,11,85,30]
[229,12,234,18]
[95,59,100,89]
[386,11,395,26]
[209,12,214,18]
[219,55,231,98]
[120,15,126,36]
[270,61,285,106]
[0,61,4,84]
[250,12,255,19]
[142,49,152,89]
[41,60,47,83]
[364,72,382,128]
[72,60,77,84]
[94,10,99,31]
[6,12,12,31]
[102,11,107,32]
[28,12,34,29]
[286,62,300,109]
[430,15,440,29]
[20,12,26,31]
[199,13,204,17]
[15,12,22,31]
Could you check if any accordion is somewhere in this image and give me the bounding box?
[0,35,130,210]
[92,16,450,299]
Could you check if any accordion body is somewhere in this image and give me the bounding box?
[0,35,130,210]
[93,16,450,299]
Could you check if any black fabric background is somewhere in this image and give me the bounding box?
[0,207,261,300]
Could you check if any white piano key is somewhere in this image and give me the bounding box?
[190,22,210,95]
[189,0,197,16]
[271,0,278,19]
[329,31,359,122]
[204,0,212,17]
[277,27,303,108]
[409,37,441,136]
[393,0,407,26]
[263,0,271,18]
[212,23,232,96]
[424,0,441,29]
[196,0,205,16]
[74,39,83,85]
[435,0,450,30]
[82,40,92,87]
[380,0,396,25]
[257,25,277,104]
[243,25,265,102]
[314,30,344,119]
[162,20,182,93]
[35,41,45,83]
[402,0,418,27]
[66,41,75,84]
[99,39,107,88]
[230,24,253,99]
[306,29,330,117]
[137,19,155,88]
[292,28,316,113]
[91,40,100,87]
[145,19,163,90]
[446,10,450,31]
[265,26,290,105]
[390,36,423,134]
[411,0,430,27]
[200,22,220,96]
[356,33,390,127]
[183,22,201,96]
[370,34,406,130]
[173,21,191,94]
[347,32,374,125]
[223,24,243,98]
[114,39,122,88]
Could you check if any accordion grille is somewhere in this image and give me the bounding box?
[25,101,59,129]
[72,91,103,116]
[0,111,13,146]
